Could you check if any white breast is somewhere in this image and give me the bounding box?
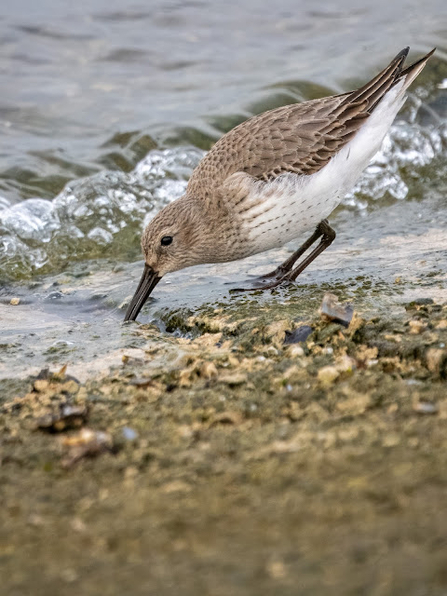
[243,81,407,255]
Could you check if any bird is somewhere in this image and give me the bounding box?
[124,47,435,322]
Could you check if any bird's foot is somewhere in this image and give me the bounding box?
[230,270,292,292]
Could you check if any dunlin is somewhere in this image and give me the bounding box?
[125,47,434,321]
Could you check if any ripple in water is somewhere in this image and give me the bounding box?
[343,116,446,209]
[0,147,204,280]
[0,103,445,281]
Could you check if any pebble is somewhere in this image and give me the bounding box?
[425,348,446,374]
[317,366,340,386]
[200,361,218,379]
[286,345,305,357]
[320,293,353,328]
[409,320,426,334]
[210,411,243,426]
[413,401,439,415]
[283,325,313,344]
[36,404,89,432]
[61,428,113,468]
[218,373,247,386]
[122,427,139,441]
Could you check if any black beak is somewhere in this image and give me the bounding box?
[124,264,161,322]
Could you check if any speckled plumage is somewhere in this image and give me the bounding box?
[187,48,430,195]
[125,47,435,321]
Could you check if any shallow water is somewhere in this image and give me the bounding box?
[0,0,447,380]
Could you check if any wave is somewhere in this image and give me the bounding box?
[0,101,445,281]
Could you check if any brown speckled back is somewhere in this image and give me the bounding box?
[186,47,423,202]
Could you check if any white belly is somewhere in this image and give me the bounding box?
[243,81,406,255]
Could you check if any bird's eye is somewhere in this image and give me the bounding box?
[160,236,173,246]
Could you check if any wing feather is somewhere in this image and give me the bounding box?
[187,47,434,200]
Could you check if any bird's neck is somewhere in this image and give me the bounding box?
[180,192,250,264]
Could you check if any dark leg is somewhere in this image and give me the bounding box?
[285,219,336,282]
[232,219,336,291]
[257,223,327,280]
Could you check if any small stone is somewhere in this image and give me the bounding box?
[384,333,402,343]
[210,411,243,426]
[286,344,305,357]
[409,320,426,334]
[122,427,138,441]
[413,401,438,415]
[283,325,313,344]
[317,366,340,386]
[9,297,20,305]
[61,428,113,468]
[33,379,49,392]
[337,427,360,442]
[266,346,279,356]
[179,368,193,387]
[200,361,218,379]
[36,404,89,433]
[320,293,354,328]
[435,320,447,329]
[336,355,356,374]
[46,291,64,300]
[258,438,301,456]
[426,348,446,374]
[219,373,247,387]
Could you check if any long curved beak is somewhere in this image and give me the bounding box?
[124,264,161,322]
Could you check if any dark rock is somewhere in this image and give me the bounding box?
[284,326,314,344]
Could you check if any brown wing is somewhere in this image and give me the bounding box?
[187,47,418,200]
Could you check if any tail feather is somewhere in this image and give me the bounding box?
[398,47,436,89]
[339,47,435,116]
[341,47,409,109]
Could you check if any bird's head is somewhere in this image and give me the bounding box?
[124,196,216,321]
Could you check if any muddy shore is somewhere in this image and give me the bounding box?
[1,283,447,595]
